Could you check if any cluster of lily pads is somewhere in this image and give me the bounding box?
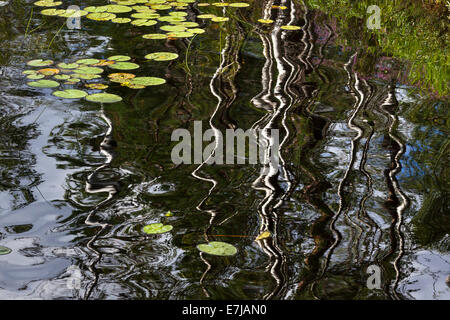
[142,213,238,256]
[23,53,178,102]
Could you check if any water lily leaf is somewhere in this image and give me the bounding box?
[86,93,123,103]
[114,0,137,5]
[53,89,88,99]
[229,2,250,7]
[272,5,287,9]
[197,241,237,256]
[197,14,216,19]
[132,5,154,12]
[147,0,166,4]
[258,19,273,24]
[131,19,157,26]
[108,62,140,70]
[74,66,104,74]
[27,59,54,67]
[255,230,271,241]
[160,25,186,32]
[177,21,199,28]
[197,3,210,6]
[38,68,60,75]
[177,0,195,3]
[57,62,79,69]
[54,74,71,80]
[166,31,194,38]
[93,60,116,66]
[86,12,116,21]
[34,0,61,7]
[0,246,11,255]
[65,78,80,84]
[76,58,101,65]
[142,223,173,234]
[27,74,45,80]
[131,12,160,19]
[84,6,108,13]
[212,2,229,6]
[211,16,229,22]
[72,73,102,80]
[280,25,301,30]
[108,72,136,82]
[111,17,132,23]
[23,70,38,75]
[106,4,132,13]
[187,28,205,34]
[107,55,131,62]
[169,11,187,17]
[40,8,66,15]
[27,79,60,88]
[130,76,166,86]
[145,52,179,61]
[124,83,145,89]
[58,9,87,17]
[158,15,186,22]
[151,4,171,10]
[142,33,167,39]
[85,83,109,90]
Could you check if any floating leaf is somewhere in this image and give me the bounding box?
[131,12,160,19]
[108,72,136,82]
[93,60,116,66]
[280,25,301,30]
[177,21,199,28]
[74,66,104,74]
[197,3,210,6]
[86,12,116,21]
[197,14,216,19]
[0,246,11,255]
[108,62,140,70]
[27,79,60,88]
[85,83,109,90]
[57,62,79,69]
[145,52,179,61]
[53,89,88,99]
[212,2,229,6]
[197,241,237,256]
[84,6,108,13]
[107,55,131,62]
[72,73,102,80]
[169,11,187,17]
[229,2,250,7]
[40,8,65,15]
[54,74,71,80]
[142,33,167,39]
[211,16,229,22]
[142,223,173,234]
[58,9,88,18]
[124,83,146,89]
[27,74,45,80]
[22,70,38,75]
[151,4,171,10]
[111,17,132,23]
[132,5,154,12]
[131,19,157,26]
[255,230,271,241]
[188,28,205,34]
[27,59,53,67]
[158,16,186,22]
[106,4,132,13]
[166,31,194,38]
[65,78,80,84]
[160,25,186,32]
[38,68,60,76]
[76,58,101,65]
[86,93,123,103]
[130,76,166,86]
[34,0,62,7]
[258,19,273,24]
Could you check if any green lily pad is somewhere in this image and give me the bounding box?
[212,2,229,6]
[131,19,157,26]
[74,66,104,74]
[54,74,71,80]
[27,79,60,88]
[229,2,250,7]
[107,55,131,62]
[132,5,154,12]
[86,12,116,21]
[197,241,237,256]
[58,9,88,17]
[86,93,123,103]
[0,246,12,255]
[108,62,140,70]
[34,0,62,7]
[84,6,108,13]
[152,4,171,10]
[27,59,54,67]
[158,15,186,22]
[40,8,65,15]
[257,19,273,24]
[197,14,216,19]
[280,25,301,30]
[145,52,179,61]
[76,58,101,65]
[22,70,38,75]
[105,4,132,13]
[71,73,102,80]
[57,63,79,69]
[131,12,160,19]
[211,16,229,22]
[142,223,173,234]
[130,76,166,86]
[160,25,186,32]
[166,31,194,38]
[187,28,205,34]
[27,74,45,80]
[142,33,167,39]
[53,89,88,99]
[176,21,199,28]
[111,17,132,23]
[169,11,187,17]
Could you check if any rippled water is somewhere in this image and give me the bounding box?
[0,0,449,300]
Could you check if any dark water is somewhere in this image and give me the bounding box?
[0,0,449,299]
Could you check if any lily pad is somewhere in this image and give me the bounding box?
[0,246,12,255]
[54,74,71,80]
[85,83,108,90]
[27,79,60,88]
[160,25,186,32]
[151,4,171,10]
[177,21,199,28]
[86,93,123,103]
[74,66,104,74]
[130,76,166,86]
[76,58,101,65]
[108,72,136,82]
[188,28,205,34]
[57,63,79,69]
[84,6,108,13]
[212,2,229,6]
[22,70,38,75]
[145,52,179,61]
[107,55,131,62]
[211,16,229,22]
[38,68,60,75]
[26,74,45,80]
[280,25,301,30]
[58,9,87,17]
[53,89,88,99]
[158,16,186,22]
[142,223,173,234]
[197,3,210,6]
[169,11,187,17]
[131,12,160,19]
[166,31,194,38]
[40,8,65,15]
[108,62,140,70]
[105,4,132,13]
[197,14,216,19]
[71,73,102,80]
[34,0,62,7]
[27,59,54,67]
[131,19,157,26]
[111,17,132,23]
[142,33,167,39]
[258,19,273,24]
[86,12,116,21]
[229,2,250,7]
[197,241,237,256]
